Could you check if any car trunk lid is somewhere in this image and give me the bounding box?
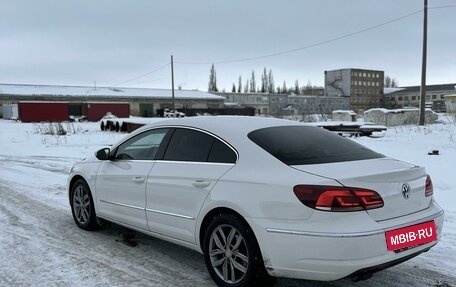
[292,158,431,221]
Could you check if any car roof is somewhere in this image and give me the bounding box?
[146,116,304,144]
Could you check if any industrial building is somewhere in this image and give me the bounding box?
[446,94,456,113]
[384,83,456,112]
[324,68,385,113]
[0,83,225,121]
[217,92,349,117]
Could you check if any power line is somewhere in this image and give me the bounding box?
[175,5,455,65]
[110,62,170,87]
[429,4,456,9]
[117,76,172,86]
[105,4,456,87]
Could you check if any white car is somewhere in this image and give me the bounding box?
[68,116,444,286]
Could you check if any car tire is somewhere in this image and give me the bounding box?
[70,179,99,231]
[202,213,273,287]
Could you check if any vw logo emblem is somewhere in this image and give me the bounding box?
[402,183,410,199]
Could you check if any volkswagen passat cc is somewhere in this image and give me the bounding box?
[68,116,444,286]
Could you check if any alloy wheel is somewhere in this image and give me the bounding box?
[208,224,249,284]
[72,184,91,225]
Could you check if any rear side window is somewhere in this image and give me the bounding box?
[248,126,384,165]
[208,139,237,163]
[164,128,236,163]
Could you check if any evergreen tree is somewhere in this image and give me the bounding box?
[294,80,300,94]
[237,76,242,93]
[231,83,236,93]
[282,81,287,94]
[208,64,218,92]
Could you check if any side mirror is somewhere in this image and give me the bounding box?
[95,148,111,161]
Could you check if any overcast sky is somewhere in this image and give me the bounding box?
[0,0,455,92]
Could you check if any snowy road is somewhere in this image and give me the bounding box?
[0,168,455,287]
[0,120,455,286]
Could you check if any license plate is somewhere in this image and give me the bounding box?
[385,221,437,252]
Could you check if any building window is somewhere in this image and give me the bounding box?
[404,96,409,101]
[432,95,437,100]
[363,72,367,77]
[426,95,430,100]
[412,96,416,101]
[441,94,445,99]
[398,97,403,101]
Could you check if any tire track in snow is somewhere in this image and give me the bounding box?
[0,183,213,286]
[0,154,78,174]
[0,159,455,286]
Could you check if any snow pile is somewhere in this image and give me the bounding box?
[364,108,438,126]
[332,110,357,122]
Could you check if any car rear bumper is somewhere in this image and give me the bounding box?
[247,202,444,281]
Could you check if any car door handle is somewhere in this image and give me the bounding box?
[132,176,146,183]
[192,180,211,188]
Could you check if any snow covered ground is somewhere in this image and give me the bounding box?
[0,117,455,287]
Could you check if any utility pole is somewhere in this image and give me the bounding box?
[419,0,428,125]
[171,55,175,112]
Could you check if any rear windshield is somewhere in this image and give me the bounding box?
[248,126,384,165]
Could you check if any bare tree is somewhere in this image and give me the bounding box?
[250,70,256,92]
[244,79,249,93]
[294,80,300,95]
[261,68,268,93]
[384,76,392,88]
[208,64,218,92]
[391,78,399,88]
[268,69,275,93]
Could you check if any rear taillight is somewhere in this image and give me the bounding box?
[293,185,384,212]
[425,175,433,197]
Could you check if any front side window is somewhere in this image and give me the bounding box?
[115,128,169,160]
[164,128,236,163]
